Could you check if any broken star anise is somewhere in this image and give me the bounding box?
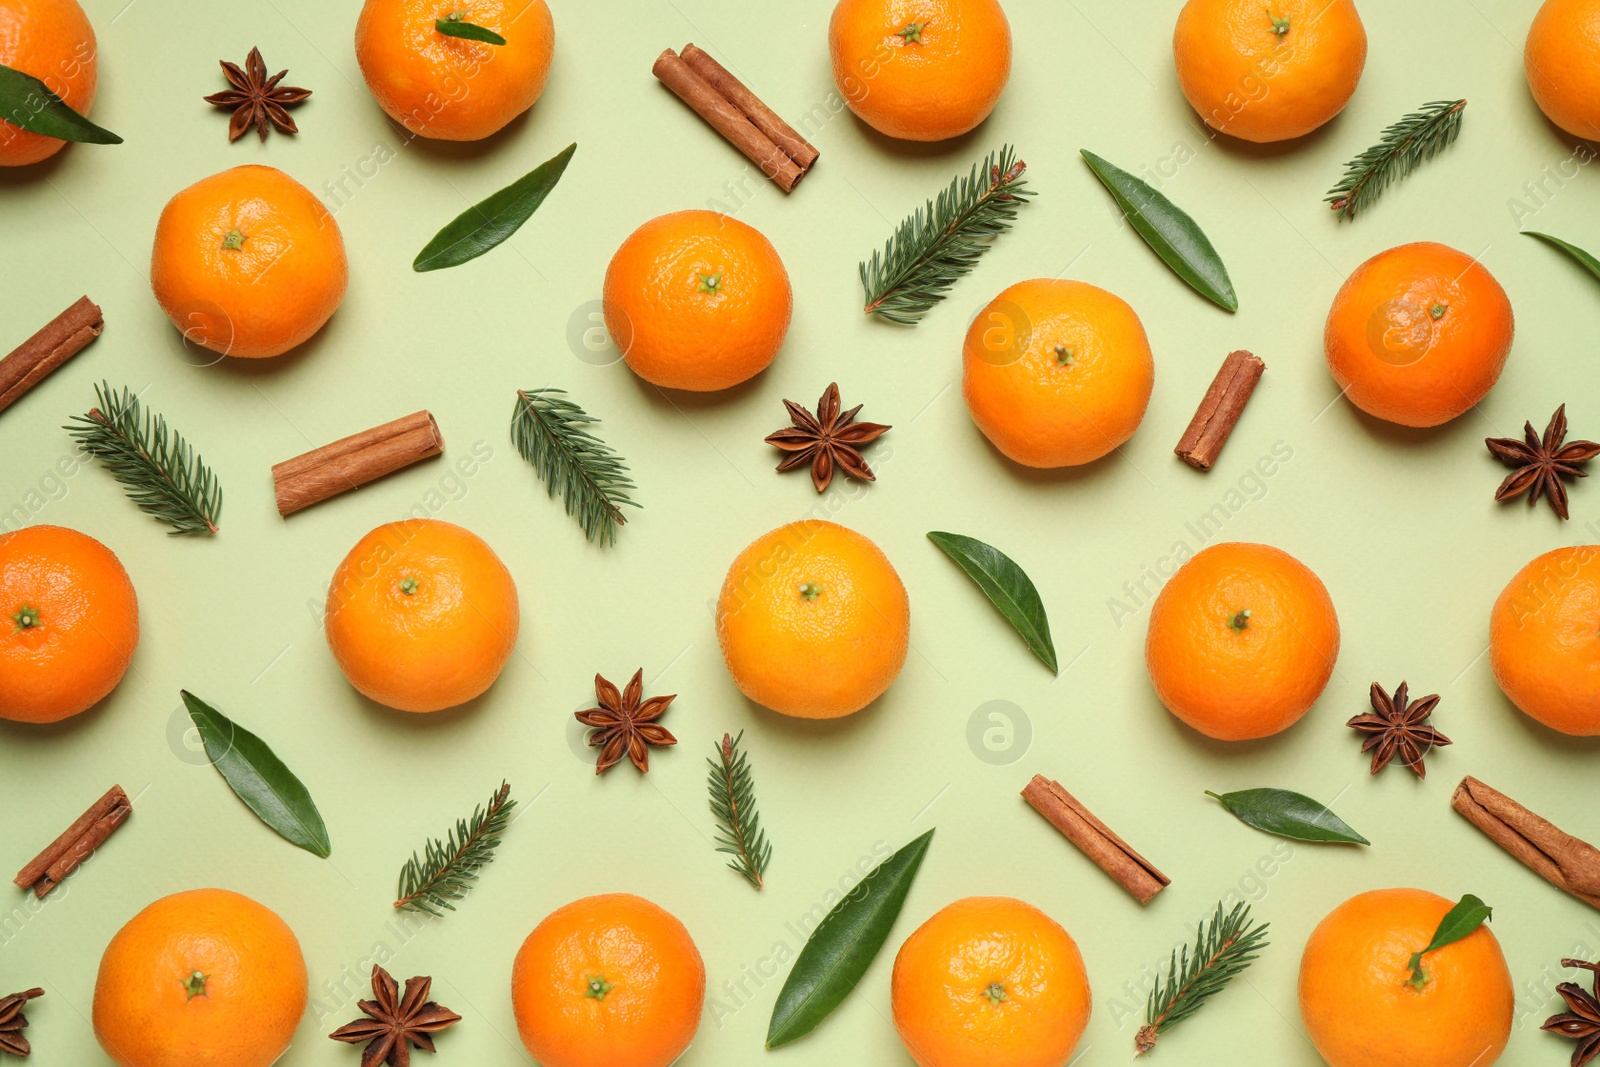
[765,382,890,494]
[1544,958,1600,1067]
[1486,404,1600,521]
[204,47,312,143]
[0,988,44,1059]
[1347,681,1451,778]
[329,966,460,1067]
[576,669,677,774]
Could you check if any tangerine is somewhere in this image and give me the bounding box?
[1526,0,1600,141]
[1490,546,1600,736]
[0,0,99,167]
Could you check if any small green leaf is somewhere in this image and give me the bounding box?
[0,62,122,144]
[927,532,1057,673]
[1524,231,1600,288]
[1080,149,1236,312]
[766,830,934,1048]
[414,142,575,271]
[1205,788,1369,845]
[435,15,506,45]
[1407,894,1492,990]
[182,691,331,858]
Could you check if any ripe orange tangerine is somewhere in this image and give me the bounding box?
[0,524,138,723]
[1525,0,1600,141]
[0,0,100,167]
[1489,546,1600,736]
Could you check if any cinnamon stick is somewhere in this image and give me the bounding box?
[14,785,130,898]
[1175,350,1265,471]
[680,44,819,170]
[1022,774,1170,904]
[1452,776,1600,910]
[0,296,103,416]
[272,410,443,516]
[652,47,810,192]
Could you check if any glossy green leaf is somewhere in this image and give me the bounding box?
[766,829,934,1048]
[1080,149,1236,312]
[183,691,331,857]
[1206,788,1369,845]
[1407,894,1492,989]
[435,16,506,45]
[414,142,575,271]
[928,531,1057,673]
[1525,231,1600,287]
[0,62,121,144]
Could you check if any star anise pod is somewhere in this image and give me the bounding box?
[1347,681,1451,778]
[0,988,43,1058]
[329,966,460,1067]
[203,47,312,143]
[1544,958,1600,1067]
[765,382,890,493]
[575,669,676,774]
[1486,404,1600,521]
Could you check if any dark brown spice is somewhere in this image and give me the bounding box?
[13,785,130,897]
[0,989,43,1059]
[1451,776,1600,910]
[204,47,312,142]
[1544,958,1600,1066]
[765,382,890,493]
[1174,350,1265,471]
[576,670,676,774]
[1347,682,1450,777]
[329,966,460,1067]
[1486,405,1600,520]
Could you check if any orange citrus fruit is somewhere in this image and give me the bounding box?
[716,520,909,719]
[1325,242,1514,428]
[1490,546,1600,736]
[511,893,704,1067]
[151,165,348,360]
[0,524,137,723]
[1526,0,1600,140]
[325,519,519,713]
[1299,888,1513,1067]
[1174,0,1366,142]
[828,0,1012,142]
[892,896,1091,1067]
[963,278,1154,468]
[93,889,307,1067]
[603,209,791,392]
[1146,542,1340,741]
[355,0,555,141]
[0,0,99,167]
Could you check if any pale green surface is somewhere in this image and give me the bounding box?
[1,1,1598,1064]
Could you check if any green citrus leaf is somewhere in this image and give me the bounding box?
[1524,231,1600,287]
[766,830,934,1048]
[928,531,1057,673]
[1080,149,1236,312]
[1407,894,1492,989]
[182,691,331,857]
[414,142,576,272]
[434,17,506,45]
[1206,788,1370,845]
[0,62,121,145]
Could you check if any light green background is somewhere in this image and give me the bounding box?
[3,0,1599,1063]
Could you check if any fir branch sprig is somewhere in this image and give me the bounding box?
[1135,901,1270,1056]
[707,731,772,890]
[394,781,516,916]
[1326,99,1467,220]
[511,388,639,547]
[860,145,1034,324]
[64,381,222,535]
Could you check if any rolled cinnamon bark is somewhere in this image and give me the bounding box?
[680,44,819,170]
[1175,350,1265,471]
[14,784,131,897]
[1022,774,1170,904]
[652,48,806,192]
[0,296,103,416]
[1452,776,1600,910]
[272,411,443,516]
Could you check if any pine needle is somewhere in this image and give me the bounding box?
[394,781,515,916]
[1136,900,1270,1056]
[1326,99,1466,220]
[707,731,771,889]
[64,381,222,535]
[511,388,640,547]
[860,145,1035,324]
